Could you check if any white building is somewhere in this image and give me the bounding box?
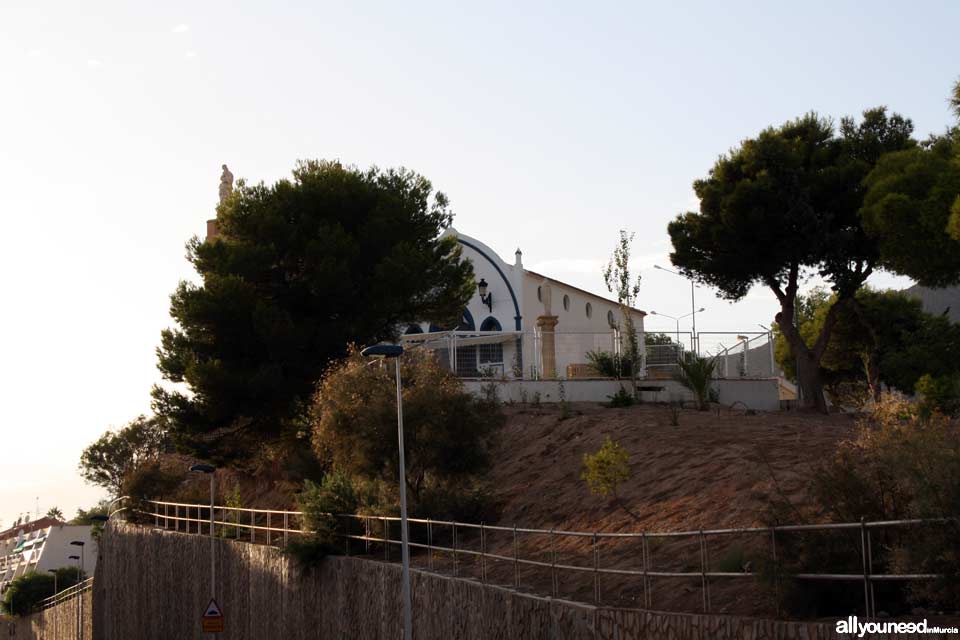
[401,229,647,379]
[0,518,98,593]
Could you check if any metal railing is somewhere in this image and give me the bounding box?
[133,499,954,618]
[39,577,93,610]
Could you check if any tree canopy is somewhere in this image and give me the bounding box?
[774,288,960,405]
[1,569,87,616]
[861,135,960,286]
[78,415,168,496]
[152,161,475,459]
[310,347,502,504]
[668,109,915,410]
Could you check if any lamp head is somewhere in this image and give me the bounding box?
[361,344,404,359]
[68,555,79,561]
[69,540,85,547]
[477,278,488,297]
[189,464,215,474]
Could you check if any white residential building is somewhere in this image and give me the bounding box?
[0,518,98,593]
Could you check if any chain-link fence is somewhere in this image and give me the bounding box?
[399,329,778,381]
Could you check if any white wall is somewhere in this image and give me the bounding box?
[36,525,98,578]
[463,378,781,411]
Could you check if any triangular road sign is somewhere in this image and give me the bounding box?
[203,599,223,619]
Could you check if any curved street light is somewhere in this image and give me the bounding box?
[361,343,412,640]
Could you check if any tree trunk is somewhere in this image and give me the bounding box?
[847,298,883,402]
[795,349,829,413]
[775,310,829,413]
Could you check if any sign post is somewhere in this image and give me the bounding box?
[201,599,224,634]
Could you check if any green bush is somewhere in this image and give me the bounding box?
[673,355,717,410]
[581,437,629,498]
[297,471,362,544]
[581,437,639,521]
[585,350,633,378]
[916,373,960,417]
[312,347,503,504]
[1,568,87,616]
[606,385,634,408]
[765,395,960,615]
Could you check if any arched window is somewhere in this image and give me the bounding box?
[480,317,502,332]
[562,294,570,311]
[537,286,542,302]
[585,302,593,318]
[478,316,503,368]
[607,310,617,327]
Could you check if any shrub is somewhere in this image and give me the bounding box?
[311,347,503,504]
[581,438,639,520]
[606,385,634,408]
[1,568,87,616]
[916,373,960,417]
[582,438,629,497]
[297,471,362,545]
[765,395,960,615]
[585,350,633,378]
[673,355,718,410]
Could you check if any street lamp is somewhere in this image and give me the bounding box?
[649,308,705,346]
[654,265,700,353]
[69,541,85,575]
[360,343,412,640]
[189,464,216,609]
[68,555,81,583]
[47,569,58,595]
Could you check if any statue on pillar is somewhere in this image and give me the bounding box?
[218,164,234,205]
[541,278,553,316]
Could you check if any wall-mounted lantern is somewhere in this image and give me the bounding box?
[477,278,493,312]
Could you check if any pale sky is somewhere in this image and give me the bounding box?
[1,1,957,528]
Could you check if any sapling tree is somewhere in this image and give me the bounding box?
[581,437,639,520]
[603,230,642,397]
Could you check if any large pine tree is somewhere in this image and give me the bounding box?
[152,160,474,459]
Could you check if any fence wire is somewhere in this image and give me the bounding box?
[131,498,954,618]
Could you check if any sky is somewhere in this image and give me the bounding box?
[1,0,957,529]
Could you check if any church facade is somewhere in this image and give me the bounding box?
[402,229,646,379]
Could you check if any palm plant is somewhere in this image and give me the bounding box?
[673,355,718,410]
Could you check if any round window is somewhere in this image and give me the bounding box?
[562,294,570,311]
[585,302,592,318]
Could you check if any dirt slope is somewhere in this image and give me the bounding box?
[490,402,856,534]
[472,403,860,615]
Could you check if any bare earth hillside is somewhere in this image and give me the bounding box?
[463,402,862,616]
[490,403,857,534]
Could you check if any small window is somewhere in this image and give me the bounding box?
[562,294,570,311]
[607,310,616,327]
[537,286,542,302]
[585,302,592,318]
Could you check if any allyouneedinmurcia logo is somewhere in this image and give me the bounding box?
[836,616,959,637]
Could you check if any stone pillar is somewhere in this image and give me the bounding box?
[537,315,558,379]
[206,218,219,241]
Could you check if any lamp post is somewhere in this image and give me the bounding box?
[649,308,705,348]
[47,568,58,595]
[360,343,412,640]
[654,265,699,353]
[189,464,216,611]
[68,555,81,583]
[69,541,85,575]
[68,553,82,640]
